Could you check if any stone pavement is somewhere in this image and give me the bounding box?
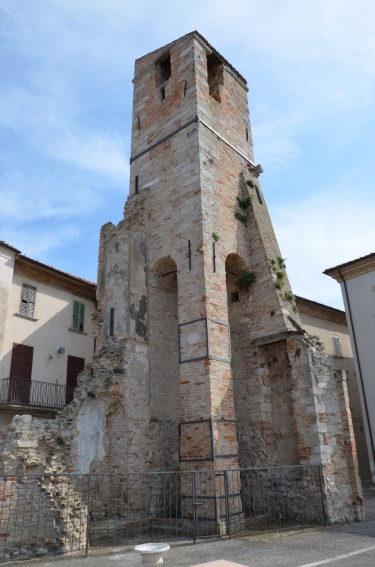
[7,485,375,567]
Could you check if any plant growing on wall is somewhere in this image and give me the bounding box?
[235,194,251,224]
[277,256,286,269]
[235,209,247,223]
[237,195,251,209]
[269,258,299,315]
[269,257,287,290]
[236,271,256,290]
[284,290,298,313]
[284,290,294,302]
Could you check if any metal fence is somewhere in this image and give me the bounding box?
[0,465,325,561]
[0,377,75,407]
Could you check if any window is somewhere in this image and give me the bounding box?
[109,307,115,337]
[331,335,343,357]
[20,284,36,317]
[72,301,85,332]
[207,53,223,102]
[156,53,171,83]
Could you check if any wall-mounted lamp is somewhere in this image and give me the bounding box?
[57,347,65,354]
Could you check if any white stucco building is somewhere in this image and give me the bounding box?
[0,241,96,426]
[325,253,375,482]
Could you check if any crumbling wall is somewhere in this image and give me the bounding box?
[0,415,87,559]
[287,334,363,523]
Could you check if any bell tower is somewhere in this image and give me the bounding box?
[90,31,363,526]
[121,30,298,472]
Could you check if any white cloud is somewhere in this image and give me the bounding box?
[252,116,302,168]
[54,131,130,183]
[2,225,82,259]
[0,172,102,222]
[273,189,375,309]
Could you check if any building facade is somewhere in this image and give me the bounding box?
[325,253,375,482]
[297,295,371,481]
[0,241,96,425]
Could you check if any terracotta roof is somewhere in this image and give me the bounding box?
[296,295,347,325]
[17,254,96,288]
[295,295,345,315]
[1,239,96,291]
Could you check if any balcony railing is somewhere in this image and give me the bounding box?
[0,377,75,408]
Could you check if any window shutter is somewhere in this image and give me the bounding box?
[79,303,85,332]
[73,301,80,331]
[27,286,36,317]
[73,301,85,332]
[20,284,36,317]
[20,285,28,315]
[331,335,343,357]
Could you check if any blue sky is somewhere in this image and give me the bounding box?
[1,0,375,309]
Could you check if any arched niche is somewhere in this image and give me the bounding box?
[225,253,253,466]
[148,256,180,470]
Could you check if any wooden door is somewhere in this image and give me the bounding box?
[66,355,85,404]
[9,343,33,403]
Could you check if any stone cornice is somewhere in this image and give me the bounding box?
[0,240,21,255]
[324,252,375,282]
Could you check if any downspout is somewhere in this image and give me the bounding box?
[338,267,375,469]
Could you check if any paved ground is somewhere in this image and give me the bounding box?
[7,485,375,567]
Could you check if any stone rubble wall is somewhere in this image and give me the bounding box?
[0,415,87,559]
[287,334,363,523]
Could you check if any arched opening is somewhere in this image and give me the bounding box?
[226,254,298,467]
[148,256,180,470]
[225,253,254,466]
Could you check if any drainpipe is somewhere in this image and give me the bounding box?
[338,268,375,472]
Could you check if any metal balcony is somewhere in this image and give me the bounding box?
[0,377,75,408]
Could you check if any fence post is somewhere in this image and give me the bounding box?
[318,465,327,526]
[85,474,91,558]
[192,472,197,544]
[223,470,231,539]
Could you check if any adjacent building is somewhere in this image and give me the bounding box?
[325,253,375,482]
[0,241,96,426]
[297,295,371,480]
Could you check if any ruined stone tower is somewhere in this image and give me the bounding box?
[75,32,362,522]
